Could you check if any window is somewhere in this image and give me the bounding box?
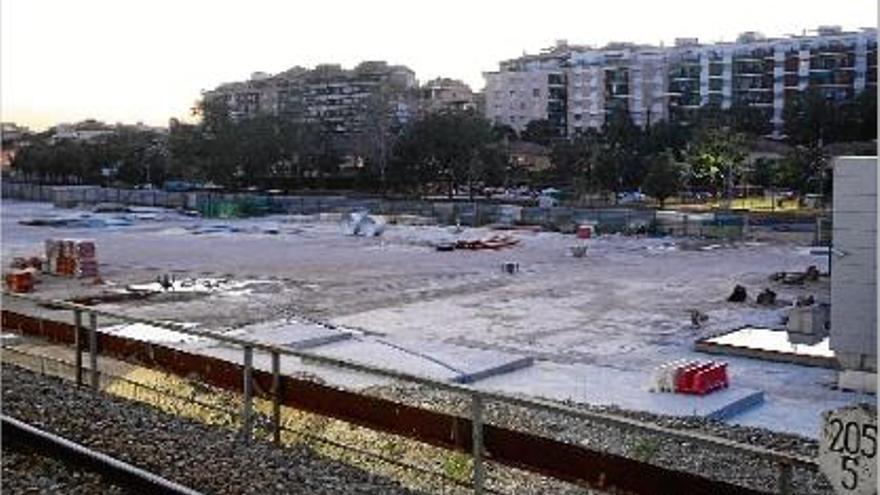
[533,88,540,97]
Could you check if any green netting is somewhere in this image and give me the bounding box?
[198,197,272,218]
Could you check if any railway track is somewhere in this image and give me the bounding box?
[2,415,203,495]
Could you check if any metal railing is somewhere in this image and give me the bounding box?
[2,291,820,494]
[0,346,498,495]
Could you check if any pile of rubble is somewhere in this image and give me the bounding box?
[435,235,519,252]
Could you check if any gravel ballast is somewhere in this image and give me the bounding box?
[1,365,423,495]
[365,384,835,495]
[1,448,128,495]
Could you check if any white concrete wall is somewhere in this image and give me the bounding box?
[831,156,878,372]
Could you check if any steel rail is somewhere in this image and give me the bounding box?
[2,414,205,495]
[2,291,819,470]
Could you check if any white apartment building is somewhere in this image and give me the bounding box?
[484,43,569,135]
[485,26,878,138]
[568,44,670,132]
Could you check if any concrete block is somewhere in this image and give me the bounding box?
[0,333,23,346]
[706,391,766,421]
[837,370,877,393]
[454,356,534,384]
[786,305,829,336]
[228,319,352,350]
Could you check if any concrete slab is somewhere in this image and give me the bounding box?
[101,322,204,345]
[473,361,763,420]
[837,370,877,394]
[1,333,24,346]
[376,337,534,383]
[696,326,837,368]
[307,338,460,381]
[730,395,856,438]
[309,336,534,384]
[225,319,352,350]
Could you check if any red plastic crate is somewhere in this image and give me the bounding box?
[675,362,715,394]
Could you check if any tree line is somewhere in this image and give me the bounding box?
[10,89,876,204]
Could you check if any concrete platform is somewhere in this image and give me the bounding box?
[474,361,764,420]
[311,336,534,384]
[0,333,24,346]
[837,370,877,394]
[100,322,203,344]
[225,319,352,350]
[695,326,837,368]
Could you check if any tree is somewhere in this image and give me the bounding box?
[357,89,396,194]
[783,89,837,146]
[642,152,684,208]
[491,124,518,142]
[686,126,748,201]
[777,145,830,197]
[750,157,780,190]
[521,119,559,146]
[168,120,209,181]
[550,130,602,200]
[391,111,498,197]
[598,108,646,197]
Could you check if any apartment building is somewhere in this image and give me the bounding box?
[568,43,669,132]
[485,26,878,138]
[484,41,569,136]
[203,61,417,155]
[418,78,478,115]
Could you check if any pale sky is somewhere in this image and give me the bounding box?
[1,0,876,130]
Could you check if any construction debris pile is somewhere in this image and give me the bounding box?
[437,234,519,251]
[45,239,98,278]
[769,265,821,285]
[651,360,730,395]
[340,211,386,237]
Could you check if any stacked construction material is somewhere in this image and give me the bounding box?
[651,360,729,395]
[44,239,98,278]
[5,270,33,293]
[75,240,98,278]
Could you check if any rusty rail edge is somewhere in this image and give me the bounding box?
[2,304,809,494]
[2,414,204,495]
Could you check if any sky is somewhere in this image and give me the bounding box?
[1,0,877,131]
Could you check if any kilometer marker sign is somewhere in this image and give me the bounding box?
[819,403,878,495]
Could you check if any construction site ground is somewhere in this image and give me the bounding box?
[1,199,866,439]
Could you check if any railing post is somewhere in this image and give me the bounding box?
[777,461,792,495]
[73,309,83,386]
[88,312,98,390]
[242,345,253,443]
[471,394,485,495]
[271,351,282,445]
